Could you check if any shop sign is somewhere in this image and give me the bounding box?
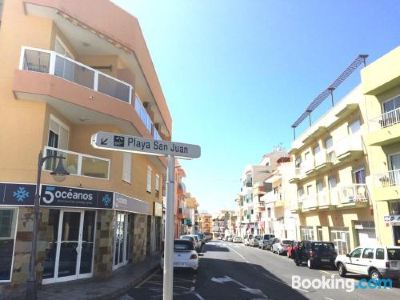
[384,215,400,224]
[0,182,35,206]
[40,185,113,209]
[114,193,150,215]
[154,202,163,217]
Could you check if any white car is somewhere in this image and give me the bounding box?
[272,239,294,255]
[161,240,198,272]
[180,234,201,251]
[335,246,400,279]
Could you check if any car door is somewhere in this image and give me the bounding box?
[346,248,363,273]
[359,248,374,275]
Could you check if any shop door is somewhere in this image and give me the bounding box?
[393,226,400,246]
[113,212,128,270]
[42,210,95,284]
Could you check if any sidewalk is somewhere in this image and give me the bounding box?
[37,255,160,300]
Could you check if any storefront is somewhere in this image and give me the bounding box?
[384,200,400,246]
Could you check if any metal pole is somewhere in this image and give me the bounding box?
[163,155,175,300]
[26,151,43,300]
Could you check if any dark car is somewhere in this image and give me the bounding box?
[294,241,337,269]
[258,234,276,249]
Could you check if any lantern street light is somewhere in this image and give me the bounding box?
[26,150,69,300]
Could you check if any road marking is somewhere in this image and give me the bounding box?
[211,276,269,299]
[225,244,250,263]
[324,297,335,300]
[135,269,159,287]
[293,287,309,293]
[320,270,335,275]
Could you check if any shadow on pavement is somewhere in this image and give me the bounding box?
[196,257,309,299]
[201,243,229,253]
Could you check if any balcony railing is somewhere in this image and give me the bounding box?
[20,47,133,103]
[301,195,318,209]
[43,146,110,179]
[370,107,400,131]
[317,191,330,206]
[264,192,281,203]
[303,159,315,173]
[375,169,400,187]
[335,134,363,158]
[315,151,336,167]
[339,184,369,204]
[134,95,153,134]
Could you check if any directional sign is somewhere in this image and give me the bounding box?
[91,131,201,159]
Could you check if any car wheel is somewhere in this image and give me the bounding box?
[338,263,346,277]
[369,268,382,280]
[307,259,314,269]
[295,259,300,266]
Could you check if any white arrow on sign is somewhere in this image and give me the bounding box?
[91,131,201,159]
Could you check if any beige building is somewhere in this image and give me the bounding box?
[199,212,212,234]
[0,0,171,296]
[289,86,375,254]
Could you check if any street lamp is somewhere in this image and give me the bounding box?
[26,150,69,300]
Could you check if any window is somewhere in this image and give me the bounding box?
[146,166,152,193]
[304,151,310,161]
[0,208,17,282]
[122,153,132,183]
[325,137,333,151]
[316,181,324,194]
[350,248,362,258]
[155,174,160,191]
[348,120,361,135]
[362,248,374,259]
[383,96,400,113]
[300,226,314,240]
[376,248,384,260]
[331,229,350,255]
[48,116,69,149]
[306,185,313,195]
[295,156,302,168]
[313,144,320,155]
[353,168,366,184]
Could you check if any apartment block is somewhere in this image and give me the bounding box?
[289,86,375,255]
[361,46,400,247]
[0,0,170,296]
[199,212,212,234]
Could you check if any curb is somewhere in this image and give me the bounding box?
[96,263,161,300]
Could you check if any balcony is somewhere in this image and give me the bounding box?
[314,150,335,171]
[303,159,316,175]
[264,191,281,204]
[43,146,110,179]
[335,135,364,161]
[301,195,318,211]
[367,108,400,146]
[289,168,304,183]
[317,191,332,208]
[20,47,132,103]
[374,170,400,201]
[290,201,302,213]
[337,184,369,206]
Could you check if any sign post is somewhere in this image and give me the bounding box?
[91,132,200,300]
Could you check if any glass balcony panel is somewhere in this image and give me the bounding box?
[23,49,50,73]
[98,73,130,103]
[44,148,79,175]
[81,156,109,179]
[54,56,94,89]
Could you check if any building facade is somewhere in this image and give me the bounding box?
[289,86,375,255]
[361,46,400,247]
[0,0,170,297]
[199,212,212,234]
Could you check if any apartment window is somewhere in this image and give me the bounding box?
[295,156,302,168]
[313,144,320,155]
[325,137,333,151]
[306,184,313,195]
[48,116,69,149]
[348,119,361,135]
[383,96,400,113]
[122,153,132,183]
[316,181,324,194]
[0,208,17,282]
[353,167,366,184]
[300,226,314,240]
[304,151,310,161]
[146,166,152,193]
[328,176,337,189]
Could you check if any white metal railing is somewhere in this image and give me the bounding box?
[370,107,400,131]
[339,184,369,204]
[335,134,363,157]
[43,146,110,179]
[301,195,318,209]
[153,127,162,141]
[134,95,153,134]
[375,169,400,187]
[20,46,133,103]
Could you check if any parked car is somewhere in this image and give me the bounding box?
[189,235,202,251]
[249,235,261,247]
[204,233,212,242]
[160,240,198,272]
[196,233,206,245]
[179,235,196,249]
[294,241,337,269]
[227,236,233,242]
[265,237,280,251]
[233,236,242,243]
[243,234,253,246]
[272,239,294,255]
[335,246,400,279]
[287,241,299,258]
[258,234,276,249]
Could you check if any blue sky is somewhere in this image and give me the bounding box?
[113,0,400,214]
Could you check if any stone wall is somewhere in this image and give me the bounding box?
[133,214,148,262]
[94,210,114,279]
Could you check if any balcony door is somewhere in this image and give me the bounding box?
[46,116,70,170]
[389,153,400,186]
[42,210,96,284]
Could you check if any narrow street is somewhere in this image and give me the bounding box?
[125,240,400,300]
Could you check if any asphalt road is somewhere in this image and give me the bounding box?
[122,240,400,300]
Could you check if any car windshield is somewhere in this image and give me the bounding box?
[181,236,194,241]
[282,240,293,245]
[174,241,194,251]
[313,242,335,253]
[387,248,400,260]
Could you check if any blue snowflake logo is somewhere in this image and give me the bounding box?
[13,187,30,203]
[102,194,112,207]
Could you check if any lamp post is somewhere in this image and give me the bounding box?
[26,150,69,300]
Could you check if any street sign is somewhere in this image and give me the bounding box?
[91,131,201,159]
